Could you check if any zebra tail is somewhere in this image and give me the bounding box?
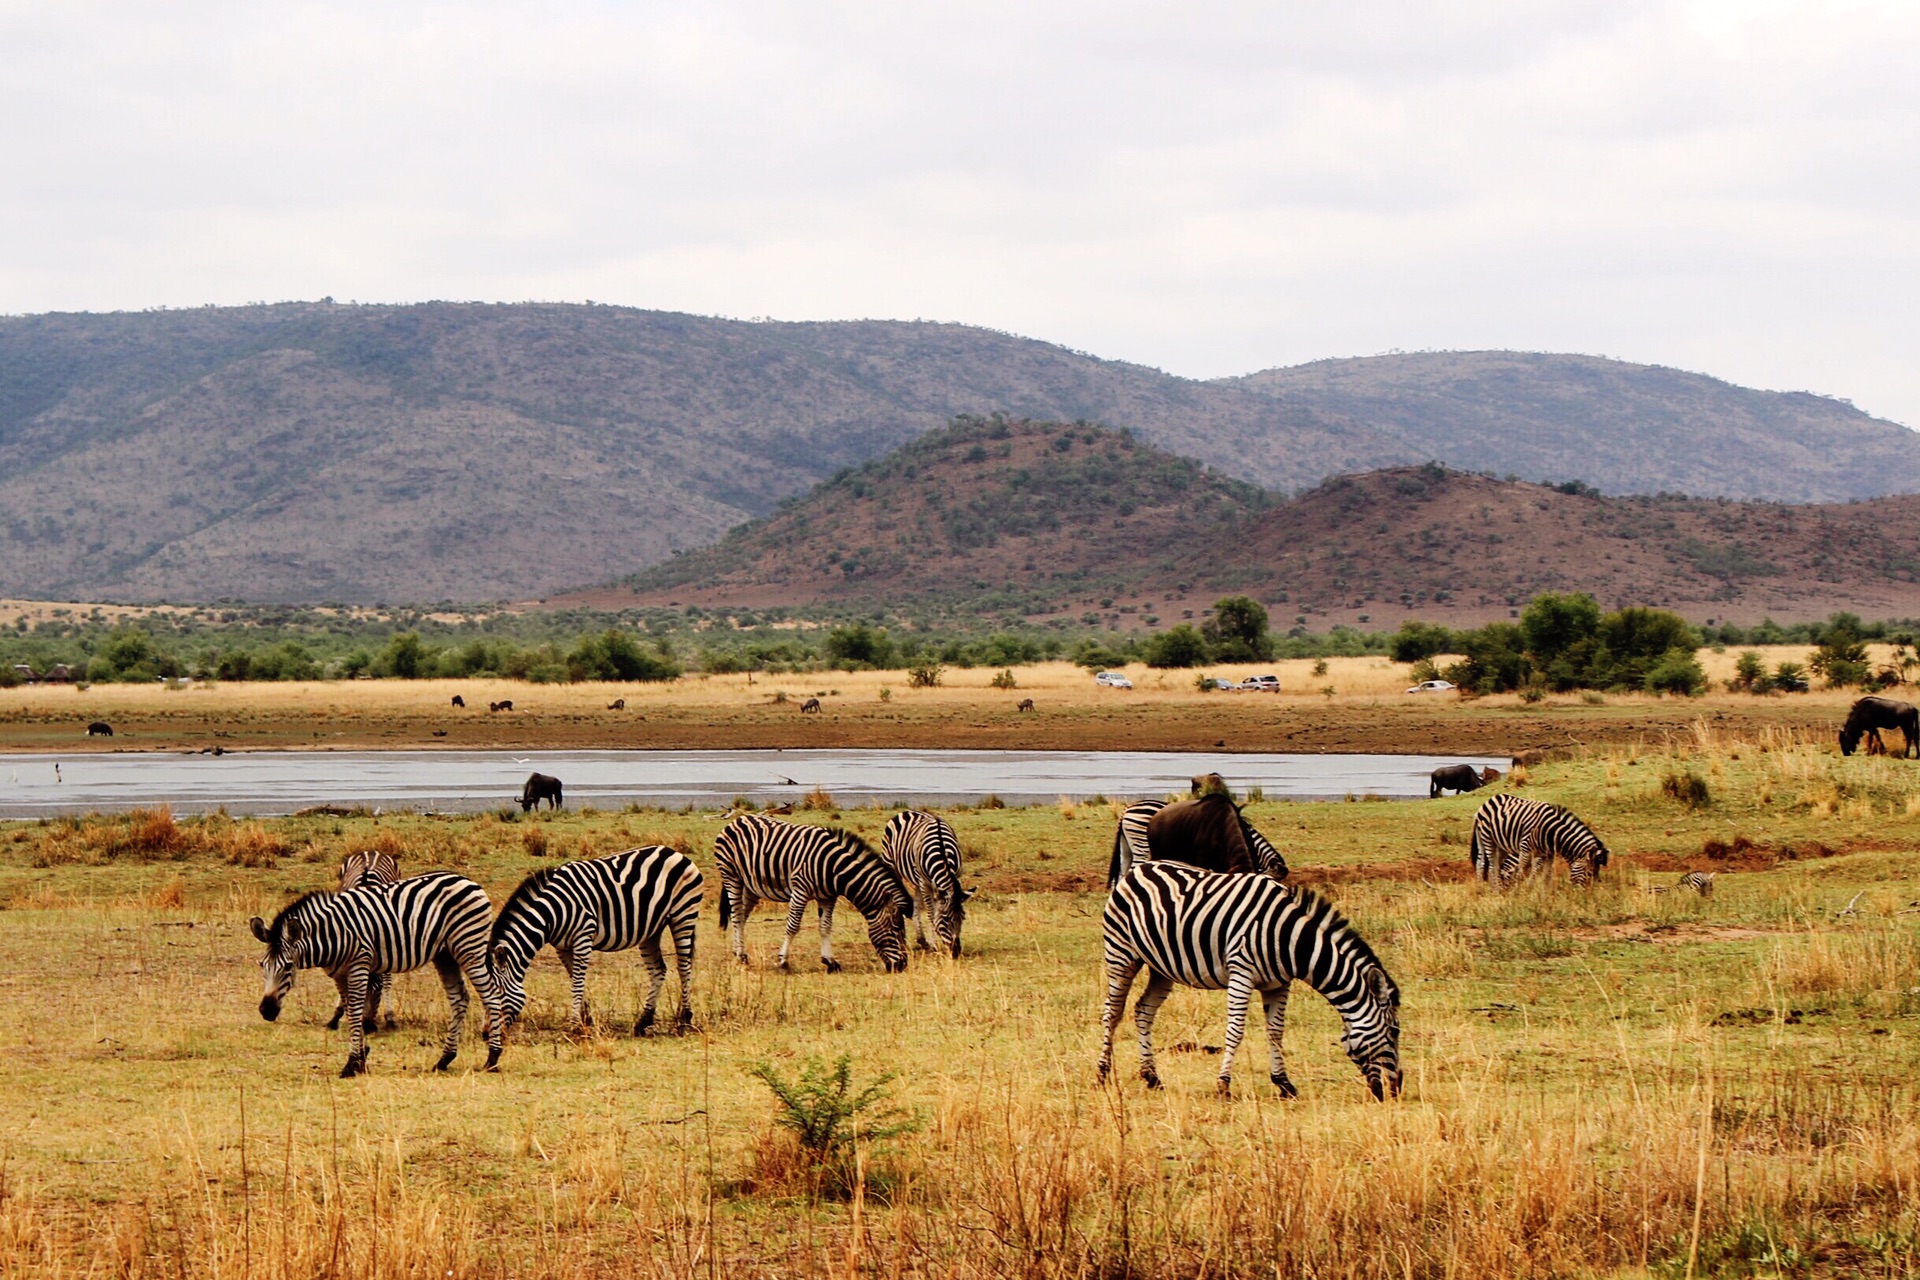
[718,885,731,930]
[1107,824,1126,890]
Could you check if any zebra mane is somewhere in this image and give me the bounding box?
[492,865,564,946]
[266,890,336,944]
[1291,883,1398,1003]
[826,826,915,913]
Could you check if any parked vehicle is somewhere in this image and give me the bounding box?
[1240,674,1281,692]
[1094,670,1135,689]
[1406,679,1456,694]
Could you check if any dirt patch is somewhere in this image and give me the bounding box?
[1291,856,1476,888]
[1625,836,1849,875]
[1569,921,1787,945]
[979,868,1104,895]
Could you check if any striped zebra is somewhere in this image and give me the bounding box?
[714,813,913,973]
[1469,793,1610,887]
[327,850,400,1032]
[1106,799,1289,888]
[490,846,704,1035]
[1099,862,1401,1099]
[250,871,504,1078]
[880,810,972,958]
[1647,871,1715,898]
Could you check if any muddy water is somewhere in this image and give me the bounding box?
[0,748,1511,819]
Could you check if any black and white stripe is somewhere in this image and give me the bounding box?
[715,813,913,973]
[327,850,400,1031]
[250,871,503,1077]
[489,846,704,1034]
[880,810,971,958]
[1105,799,1290,887]
[1098,862,1401,1099]
[1647,871,1715,898]
[1469,794,1610,887]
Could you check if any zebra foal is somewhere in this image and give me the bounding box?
[715,813,913,973]
[881,810,972,957]
[327,850,399,1032]
[1469,793,1610,887]
[250,871,504,1077]
[491,846,703,1035]
[1099,863,1402,1099]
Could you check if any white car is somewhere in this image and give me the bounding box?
[1240,674,1280,692]
[1094,670,1134,689]
[1405,679,1455,694]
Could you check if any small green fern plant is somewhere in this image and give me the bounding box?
[749,1054,918,1161]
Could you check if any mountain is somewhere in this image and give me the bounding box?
[610,434,1920,626]
[1,302,1914,603]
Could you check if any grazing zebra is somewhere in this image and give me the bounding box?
[880,810,972,957]
[1099,862,1401,1099]
[714,813,913,973]
[1106,798,1289,888]
[1647,871,1715,898]
[1469,793,1610,887]
[490,846,703,1035]
[249,871,504,1078]
[327,850,400,1031]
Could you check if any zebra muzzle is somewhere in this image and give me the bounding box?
[259,995,281,1022]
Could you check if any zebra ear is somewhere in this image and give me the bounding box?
[959,887,976,903]
[249,916,269,943]
[492,943,511,971]
[282,915,304,945]
[1366,966,1395,1003]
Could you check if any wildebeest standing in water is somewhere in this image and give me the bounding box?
[1430,764,1500,798]
[1838,696,1919,757]
[520,773,563,811]
[451,695,465,708]
[86,721,114,737]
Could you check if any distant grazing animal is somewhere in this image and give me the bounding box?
[489,700,514,713]
[1839,696,1919,757]
[1016,698,1035,712]
[714,813,913,973]
[1100,863,1402,1100]
[1430,764,1499,798]
[250,872,504,1077]
[86,721,113,737]
[327,851,401,1031]
[1470,794,1610,887]
[800,697,822,714]
[451,695,465,708]
[490,846,704,1035]
[1648,871,1716,898]
[1108,789,1289,888]
[519,773,563,812]
[881,810,972,958]
[607,698,626,710]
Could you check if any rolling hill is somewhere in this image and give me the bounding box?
[1,302,1916,603]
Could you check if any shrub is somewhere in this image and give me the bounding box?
[1143,624,1208,669]
[1312,658,1329,677]
[801,787,835,811]
[1644,648,1707,696]
[1729,650,1772,693]
[569,630,679,682]
[907,662,944,688]
[1661,769,1711,809]
[825,624,893,670]
[748,1054,919,1197]
[1390,621,1455,664]
[1772,661,1810,693]
[989,668,1017,690]
[521,827,548,858]
[1810,614,1871,688]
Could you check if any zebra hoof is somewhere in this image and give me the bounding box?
[633,1009,655,1036]
[361,1019,379,1035]
[1215,1078,1233,1098]
[325,1011,344,1031]
[777,958,791,971]
[340,1055,366,1079]
[484,1046,501,1072]
[823,959,843,973]
[913,940,933,952]
[1141,1070,1162,1090]
[432,1051,456,1072]
[1271,1074,1298,1099]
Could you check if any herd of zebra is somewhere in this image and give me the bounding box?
[247,781,1677,1098]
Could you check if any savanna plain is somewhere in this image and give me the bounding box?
[1,670,1918,1277]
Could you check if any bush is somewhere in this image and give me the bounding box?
[989,668,1017,690]
[1143,624,1208,669]
[1729,650,1772,693]
[1644,648,1707,696]
[1661,769,1711,809]
[1772,661,1810,693]
[568,630,679,682]
[825,624,893,670]
[748,1054,918,1197]
[1390,621,1455,664]
[907,662,944,688]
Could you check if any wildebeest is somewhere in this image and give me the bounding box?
[489,700,514,713]
[1430,764,1500,798]
[86,721,114,737]
[1109,774,1290,887]
[1017,698,1035,712]
[800,697,822,714]
[1839,696,1919,757]
[451,695,465,708]
[608,698,626,710]
[520,772,563,812]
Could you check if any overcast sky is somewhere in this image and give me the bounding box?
[4,1,1917,423]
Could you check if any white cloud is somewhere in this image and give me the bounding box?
[1,0,1916,423]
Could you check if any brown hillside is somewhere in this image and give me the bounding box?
[1177,467,1920,627]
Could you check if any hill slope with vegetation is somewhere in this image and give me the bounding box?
[3,304,1916,603]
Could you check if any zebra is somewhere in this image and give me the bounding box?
[249,871,504,1078]
[1646,871,1715,898]
[490,846,704,1035]
[714,813,913,973]
[1469,793,1610,887]
[1099,862,1401,1100]
[1106,798,1289,888]
[326,850,400,1031]
[880,810,972,957]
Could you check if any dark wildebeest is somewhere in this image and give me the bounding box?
[86,721,114,737]
[800,697,822,714]
[608,698,626,710]
[489,700,514,713]
[1017,698,1035,712]
[1839,696,1919,757]
[451,695,465,708]
[1116,773,1289,887]
[519,773,563,812]
[1430,764,1501,798]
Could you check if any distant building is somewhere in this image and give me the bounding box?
[10,664,33,682]
[43,663,74,683]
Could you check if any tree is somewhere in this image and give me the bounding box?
[1520,593,1602,689]
[1593,608,1697,688]
[825,624,894,670]
[378,632,426,679]
[1441,623,1528,693]
[1390,621,1454,664]
[1203,596,1273,661]
[1810,614,1871,688]
[568,629,679,682]
[1143,624,1208,669]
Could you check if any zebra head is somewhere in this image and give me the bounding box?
[489,866,558,1026]
[1340,965,1403,1101]
[933,886,975,959]
[490,942,532,1025]
[865,895,911,973]
[1570,835,1611,887]
[249,904,312,1022]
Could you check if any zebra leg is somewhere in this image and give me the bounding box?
[729,890,757,966]
[634,939,667,1035]
[1132,972,1176,1090]
[563,941,594,1031]
[778,891,810,969]
[1260,982,1298,1098]
[910,874,933,951]
[432,951,470,1072]
[327,970,350,1031]
[457,945,505,1071]
[1217,969,1256,1096]
[1098,955,1142,1081]
[364,972,387,1034]
[340,965,371,1078]
[670,918,696,1030]
[817,897,841,972]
